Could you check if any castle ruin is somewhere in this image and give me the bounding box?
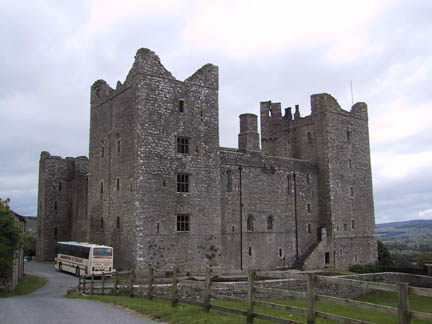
[36,48,378,272]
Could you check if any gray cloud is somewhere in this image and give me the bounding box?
[1,1,431,225]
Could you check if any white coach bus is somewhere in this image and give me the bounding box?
[54,242,114,277]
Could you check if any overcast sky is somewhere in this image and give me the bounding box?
[1,0,431,224]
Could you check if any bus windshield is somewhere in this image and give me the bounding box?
[93,247,112,257]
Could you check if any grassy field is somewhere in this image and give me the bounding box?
[0,274,47,298]
[67,291,432,324]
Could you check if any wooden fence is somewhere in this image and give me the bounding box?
[77,268,432,324]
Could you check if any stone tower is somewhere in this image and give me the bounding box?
[36,152,88,260]
[87,49,222,271]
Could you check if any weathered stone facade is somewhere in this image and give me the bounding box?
[37,48,378,271]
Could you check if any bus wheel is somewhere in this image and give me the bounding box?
[59,263,62,272]
[75,267,80,277]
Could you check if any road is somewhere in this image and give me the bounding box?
[0,261,162,324]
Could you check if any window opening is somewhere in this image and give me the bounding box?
[54,201,57,211]
[248,247,252,256]
[231,225,235,233]
[116,178,120,191]
[100,181,104,195]
[247,214,254,231]
[351,219,355,229]
[179,99,184,113]
[344,223,347,231]
[157,222,160,234]
[350,187,354,197]
[226,170,232,192]
[177,214,189,232]
[101,145,104,158]
[267,215,273,230]
[129,179,133,192]
[325,252,330,264]
[347,130,351,142]
[177,174,189,192]
[348,159,352,168]
[306,174,311,184]
[307,223,311,234]
[177,136,189,154]
[116,216,120,228]
[279,248,282,257]
[100,217,104,229]
[307,203,311,213]
[117,139,121,156]
[59,182,62,191]
[307,132,312,143]
[54,227,58,240]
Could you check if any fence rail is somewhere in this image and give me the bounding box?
[76,268,432,324]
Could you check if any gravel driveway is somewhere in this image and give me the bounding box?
[0,260,162,324]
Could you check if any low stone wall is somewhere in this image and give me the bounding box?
[340,272,432,288]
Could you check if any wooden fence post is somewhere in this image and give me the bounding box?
[147,267,154,300]
[306,273,316,324]
[247,269,256,324]
[398,283,410,324]
[114,270,118,295]
[101,272,105,295]
[90,273,94,295]
[204,267,212,312]
[82,275,86,294]
[171,266,178,307]
[78,276,82,293]
[129,269,135,298]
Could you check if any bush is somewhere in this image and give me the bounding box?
[349,264,380,274]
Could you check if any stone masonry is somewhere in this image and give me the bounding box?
[36,48,378,272]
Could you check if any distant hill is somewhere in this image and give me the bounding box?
[376,219,432,254]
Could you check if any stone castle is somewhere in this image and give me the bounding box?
[36,48,378,272]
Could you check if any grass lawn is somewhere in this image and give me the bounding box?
[0,274,47,298]
[67,291,432,324]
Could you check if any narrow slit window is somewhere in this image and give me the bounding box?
[307,223,311,234]
[347,130,351,142]
[54,227,58,240]
[287,175,291,194]
[307,131,312,143]
[179,99,184,113]
[351,220,355,229]
[101,217,104,229]
[307,203,311,213]
[350,187,354,197]
[116,216,120,228]
[116,178,120,191]
[267,215,273,230]
[279,248,282,257]
[157,222,160,233]
[59,182,62,191]
[101,145,104,158]
[100,181,104,195]
[226,170,232,192]
[247,214,254,231]
[306,174,311,184]
[54,201,57,211]
[117,139,121,156]
[248,247,252,256]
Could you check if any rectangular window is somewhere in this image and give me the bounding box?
[176,136,189,154]
[116,178,120,191]
[347,130,351,142]
[226,170,232,192]
[248,247,252,256]
[100,181,104,195]
[177,214,189,232]
[352,219,355,229]
[179,99,185,113]
[350,187,354,197]
[344,223,347,231]
[177,174,189,192]
[307,131,312,143]
[117,140,121,156]
[59,182,62,191]
[101,145,104,158]
[307,223,311,234]
[307,203,311,213]
[325,252,330,264]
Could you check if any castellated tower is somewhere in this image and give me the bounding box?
[36,152,88,260]
[259,95,377,268]
[88,49,221,271]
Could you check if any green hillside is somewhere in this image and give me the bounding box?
[376,220,432,264]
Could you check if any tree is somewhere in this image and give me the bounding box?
[377,240,393,267]
[0,199,21,278]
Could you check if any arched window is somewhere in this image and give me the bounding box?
[247,214,254,231]
[267,215,273,230]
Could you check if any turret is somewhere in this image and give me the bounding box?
[238,114,260,151]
